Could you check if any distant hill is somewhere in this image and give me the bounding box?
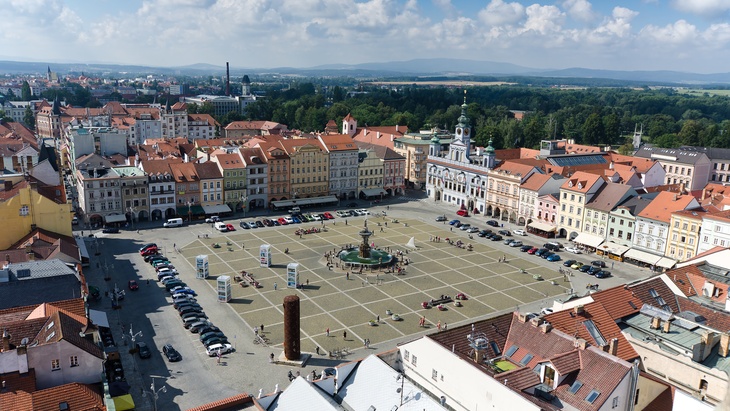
[2,57,730,84]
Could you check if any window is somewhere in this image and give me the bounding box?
[403,350,409,361]
[432,369,438,381]
[568,380,584,394]
[612,396,619,408]
[520,353,534,365]
[52,359,60,370]
[505,345,518,357]
[411,355,417,366]
[19,205,29,216]
[585,389,600,404]
[70,356,79,367]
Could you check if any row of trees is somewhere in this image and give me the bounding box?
[240,84,730,150]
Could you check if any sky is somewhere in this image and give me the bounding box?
[2,0,730,73]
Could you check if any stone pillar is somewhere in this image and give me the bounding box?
[283,295,300,360]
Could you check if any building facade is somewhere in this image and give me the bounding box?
[666,209,703,262]
[556,172,606,239]
[319,134,359,200]
[114,166,150,223]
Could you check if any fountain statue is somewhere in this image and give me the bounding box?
[358,220,373,258]
[337,219,394,269]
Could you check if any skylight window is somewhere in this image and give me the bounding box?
[585,389,600,403]
[490,341,501,356]
[568,381,583,394]
[520,353,534,365]
[505,345,518,358]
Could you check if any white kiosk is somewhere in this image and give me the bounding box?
[287,263,299,289]
[217,275,231,302]
[196,255,209,279]
[260,244,271,268]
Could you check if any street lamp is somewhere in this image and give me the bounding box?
[241,193,248,218]
[127,206,137,229]
[142,377,166,411]
[186,200,193,223]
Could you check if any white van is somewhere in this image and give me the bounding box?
[214,221,228,232]
[164,218,183,228]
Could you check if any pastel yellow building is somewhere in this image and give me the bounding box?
[0,179,73,249]
[666,209,703,262]
[279,138,329,199]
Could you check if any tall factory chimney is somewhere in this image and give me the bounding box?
[225,62,230,96]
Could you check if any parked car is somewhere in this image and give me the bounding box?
[205,216,220,223]
[456,209,469,217]
[128,280,139,291]
[239,221,250,229]
[527,247,539,255]
[546,254,562,262]
[565,246,582,254]
[591,260,607,268]
[449,219,460,226]
[175,302,202,312]
[197,324,220,335]
[206,343,235,357]
[503,238,514,245]
[540,308,554,315]
[509,240,523,247]
[255,220,264,228]
[139,243,157,253]
[162,344,182,362]
[571,262,584,270]
[226,224,236,231]
[190,320,213,333]
[142,251,160,261]
[203,337,230,348]
[520,245,533,252]
[435,215,448,222]
[478,229,492,237]
[512,229,527,236]
[490,235,503,241]
[467,226,479,233]
[587,266,602,275]
[323,212,334,220]
[247,221,258,229]
[178,306,204,317]
[541,251,554,259]
[486,220,500,227]
[579,264,593,273]
[535,248,550,257]
[498,230,511,236]
[543,243,561,252]
[102,227,120,234]
[200,331,226,343]
[459,223,471,231]
[136,342,152,359]
[181,311,207,321]
[563,259,576,267]
[172,288,197,297]
[595,270,612,279]
[263,219,274,226]
[172,295,196,304]
[336,211,349,218]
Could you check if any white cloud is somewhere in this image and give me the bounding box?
[639,19,700,45]
[521,4,565,35]
[477,0,525,26]
[561,0,595,23]
[672,0,730,16]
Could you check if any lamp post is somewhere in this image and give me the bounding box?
[241,193,248,219]
[186,200,193,223]
[127,206,137,229]
[142,377,166,411]
[128,324,142,371]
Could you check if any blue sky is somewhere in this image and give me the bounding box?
[2,0,730,73]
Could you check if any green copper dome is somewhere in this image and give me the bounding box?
[485,138,495,154]
[430,135,440,144]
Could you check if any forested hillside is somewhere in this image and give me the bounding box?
[243,84,730,151]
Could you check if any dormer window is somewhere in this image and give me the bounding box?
[577,182,583,189]
[568,181,574,187]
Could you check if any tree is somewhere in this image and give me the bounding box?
[582,113,604,145]
[603,113,621,145]
[23,106,35,129]
[678,120,702,146]
[21,81,31,100]
[198,102,215,116]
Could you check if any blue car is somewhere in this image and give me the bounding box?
[546,254,561,262]
[292,216,301,224]
[449,219,460,226]
[172,289,197,297]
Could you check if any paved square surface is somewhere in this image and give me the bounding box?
[175,215,569,355]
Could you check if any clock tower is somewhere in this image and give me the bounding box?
[449,91,471,163]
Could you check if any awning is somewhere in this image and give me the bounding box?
[88,309,109,328]
[274,196,339,208]
[112,394,135,411]
[573,233,605,248]
[361,188,387,197]
[175,205,205,215]
[601,242,630,256]
[104,214,127,224]
[624,248,662,265]
[656,257,677,269]
[191,205,205,215]
[272,200,296,208]
[203,204,232,214]
[528,221,557,232]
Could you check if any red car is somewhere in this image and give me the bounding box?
[527,247,539,255]
[128,280,139,291]
[141,247,158,257]
[323,212,334,220]
[226,224,235,231]
[278,217,288,225]
[456,209,469,217]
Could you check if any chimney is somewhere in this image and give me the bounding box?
[662,320,671,334]
[539,323,552,334]
[396,125,399,132]
[226,62,230,96]
[574,305,584,315]
[377,131,381,139]
[650,317,662,330]
[474,349,484,364]
[518,313,528,323]
[574,338,588,350]
[1,329,10,352]
[679,182,686,194]
[608,338,618,356]
[3,181,11,191]
[529,317,543,327]
[719,333,730,358]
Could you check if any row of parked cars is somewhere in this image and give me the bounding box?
[562,259,611,278]
[138,243,235,360]
[238,212,336,230]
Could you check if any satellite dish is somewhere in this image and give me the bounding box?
[21,337,29,345]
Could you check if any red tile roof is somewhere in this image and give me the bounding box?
[637,191,698,223]
[560,171,605,193]
[0,382,104,411]
[186,393,253,411]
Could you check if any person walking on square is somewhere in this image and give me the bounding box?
[260,324,264,332]
[274,282,278,290]
[326,327,330,337]
[343,330,347,340]
[316,346,320,355]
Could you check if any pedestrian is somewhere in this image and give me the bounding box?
[316,346,320,355]
[387,205,389,210]
[254,326,259,335]
[345,219,348,225]
[450,227,453,232]
[217,352,221,364]
[376,315,380,322]
[326,327,330,337]
[306,279,309,286]
[346,272,350,280]
[274,282,278,290]
[611,261,614,269]
[385,222,388,227]
[270,352,275,363]
[261,324,264,332]
[437,321,442,331]
[443,322,448,331]
[343,330,347,340]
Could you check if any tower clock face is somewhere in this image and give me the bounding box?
[463,128,470,136]
[456,127,462,135]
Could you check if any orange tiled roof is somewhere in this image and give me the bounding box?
[560,171,604,193]
[519,172,553,191]
[493,161,539,178]
[319,133,358,151]
[186,393,253,411]
[637,191,698,223]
